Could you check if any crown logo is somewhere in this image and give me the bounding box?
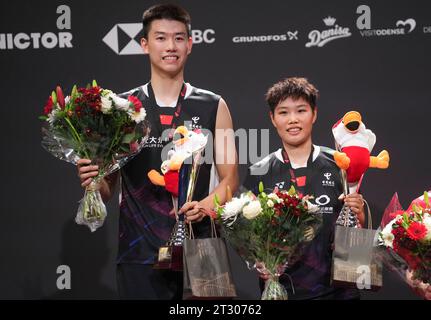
[323,16,336,26]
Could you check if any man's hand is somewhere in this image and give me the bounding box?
[77,159,99,188]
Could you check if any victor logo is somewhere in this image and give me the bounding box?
[0,5,73,50]
[306,16,351,48]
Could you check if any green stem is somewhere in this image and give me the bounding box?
[64,116,90,159]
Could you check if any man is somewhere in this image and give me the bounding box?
[244,77,364,299]
[78,4,238,299]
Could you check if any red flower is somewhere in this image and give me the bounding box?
[43,96,54,115]
[128,95,142,112]
[407,222,427,241]
[56,86,65,109]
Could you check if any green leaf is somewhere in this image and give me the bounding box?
[412,204,422,214]
[122,133,135,144]
[119,144,129,153]
[424,191,430,208]
[39,115,48,121]
[51,91,57,105]
[71,84,78,98]
[214,193,220,207]
[258,181,264,193]
[92,79,98,87]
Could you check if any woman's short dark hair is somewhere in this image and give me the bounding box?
[265,77,319,113]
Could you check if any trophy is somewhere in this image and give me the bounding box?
[149,126,208,271]
[335,167,359,227]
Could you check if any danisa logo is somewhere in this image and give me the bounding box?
[232,31,298,43]
[0,5,73,50]
[103,23,215,55]
[306,16,351,48]
[356,5,416,37]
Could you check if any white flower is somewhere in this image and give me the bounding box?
[223,196,248,219]
[101,89,113,97]
[422,214,431,241]
[65,96,70,105]
[47,108,59,124]
[306,200,319,213]
[268,193,281,203]
[380,217,400,248]
[243,200,262,220]
[381,232,395,248]
[112,95,130,111]
[130,108,147,123]
[101,96,112,114]
[267,200,274,208]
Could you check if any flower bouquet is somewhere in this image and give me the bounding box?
[213,183,322,300]
[378,191,431,286]
[40,80,149,232]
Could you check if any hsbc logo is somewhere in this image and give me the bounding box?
[103,23,215,55]
[103,23,142,55]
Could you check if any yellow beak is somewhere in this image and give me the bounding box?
[342,111,362,133]
[173,126,189,146]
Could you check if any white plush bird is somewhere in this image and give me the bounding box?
[332,111,390,191]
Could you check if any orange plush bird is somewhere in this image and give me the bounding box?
[332,111,390,192]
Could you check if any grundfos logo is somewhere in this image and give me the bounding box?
[356,5,416,37]
[103,23,215,55]
[0,5,73,50]
[306,16,351,48]
[232,31,298,43]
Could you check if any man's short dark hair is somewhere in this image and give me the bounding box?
[142,3,191,38]
[265,77,319,113]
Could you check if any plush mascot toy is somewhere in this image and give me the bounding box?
[332,111,390,193]
[147,126,207,197]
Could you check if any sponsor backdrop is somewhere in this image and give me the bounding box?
[1,0,430,299]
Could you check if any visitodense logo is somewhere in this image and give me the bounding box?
[305,16,352,48]
[0,5,73,50]
[103,23,215,55]
[356,5,416,37]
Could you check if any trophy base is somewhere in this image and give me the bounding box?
[153,245,183,271]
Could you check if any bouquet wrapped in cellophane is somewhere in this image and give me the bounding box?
[213,183,322,300]
[377,191,431,288]
[40,80,149,232]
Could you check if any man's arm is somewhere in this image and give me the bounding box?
[180,98,239,222]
